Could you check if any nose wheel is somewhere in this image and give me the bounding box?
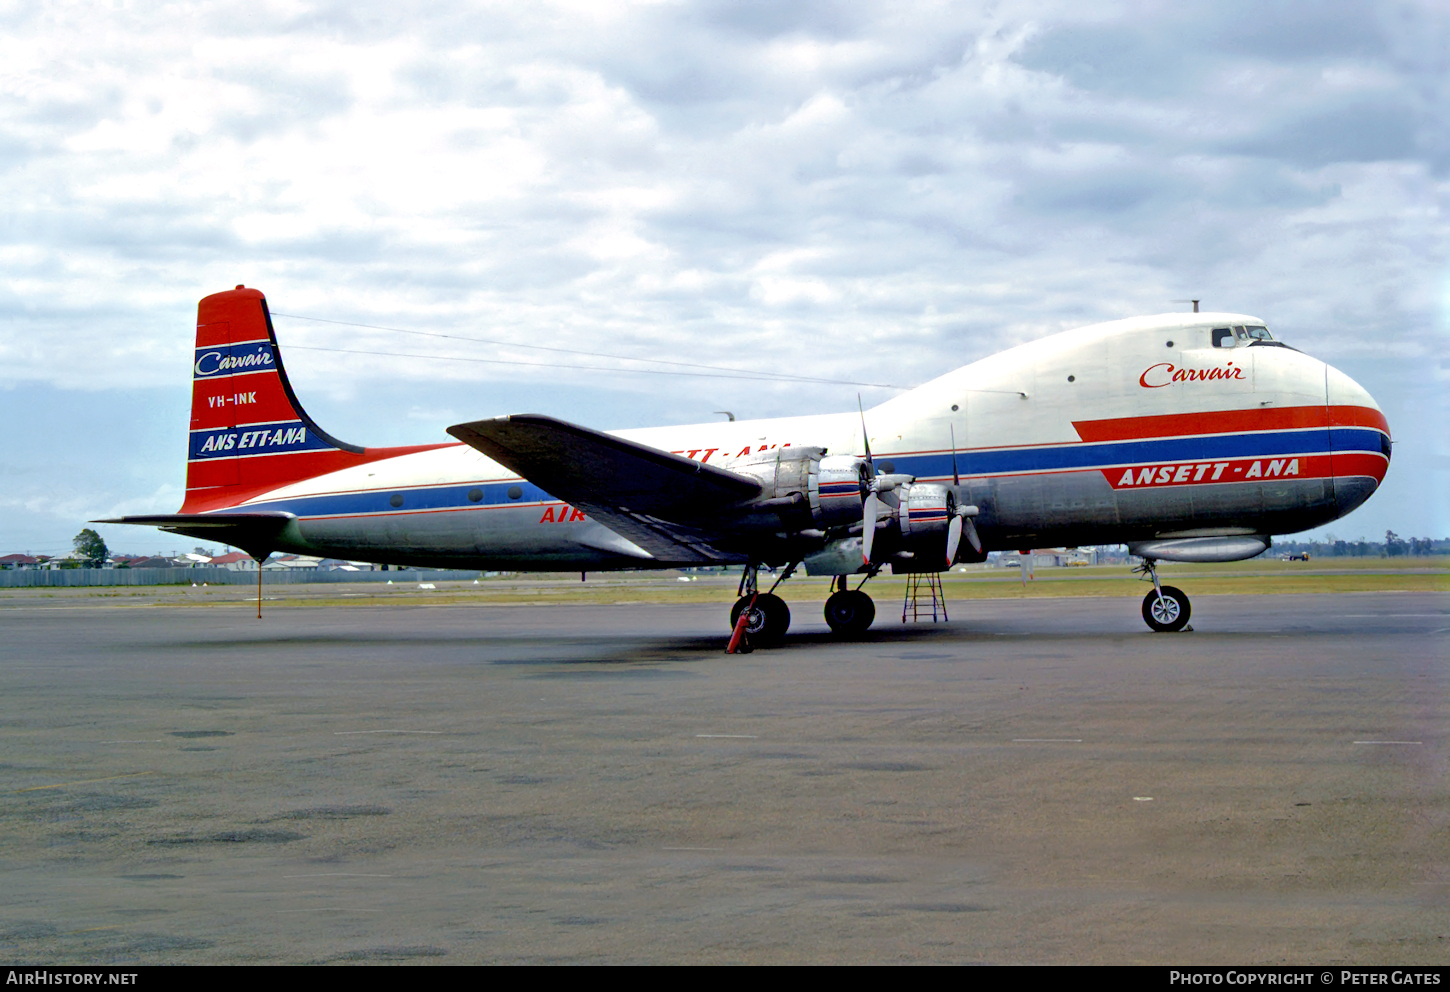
[1135,557,1192,632]
[1142,585,1191,632]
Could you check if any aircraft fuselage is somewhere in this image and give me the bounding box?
[204,311,1387,571]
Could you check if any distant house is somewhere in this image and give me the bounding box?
[0,554,41,570]
[1025,548,1096,568]
[989,548,1097,568]
[262,554,321,570]
[128,556,181,568]
[209,552,257,571]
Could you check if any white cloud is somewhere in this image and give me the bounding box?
[0,0,1445,548]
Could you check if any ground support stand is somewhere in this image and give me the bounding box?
[902,571,948,623]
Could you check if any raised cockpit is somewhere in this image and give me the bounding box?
[1211,325,1275,348]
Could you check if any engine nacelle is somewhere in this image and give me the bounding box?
[814,454,871,527]
[731,448,869,529]
[897,482,954,541]
[732,446,821,504]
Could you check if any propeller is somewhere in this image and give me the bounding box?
[942,424,983,565]
[861,489,880,563]
[857,395,875,472]
[855,397,919,565]
[945,503,982,566]
[860,474,910,563]
[859,396,878,564]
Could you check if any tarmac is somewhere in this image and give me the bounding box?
[1,591,1447,964]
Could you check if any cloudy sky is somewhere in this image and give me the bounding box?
[3,0,1445,556]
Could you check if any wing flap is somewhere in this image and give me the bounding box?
[572,510,748,565]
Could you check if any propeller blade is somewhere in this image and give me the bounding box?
[945,514,962,566]
[861,491,880,563]
[857,395,873,469]
[963,516,982,554]
[950,424,960,488]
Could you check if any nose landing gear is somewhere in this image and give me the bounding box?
[1135,557,1192,632]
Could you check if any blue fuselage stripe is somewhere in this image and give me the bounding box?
[221,427,1382,520]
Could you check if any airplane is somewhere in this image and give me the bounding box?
[99,285,1390,644]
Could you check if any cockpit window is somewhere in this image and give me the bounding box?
[1212,328,1234,348]
[1242,325,1273,341]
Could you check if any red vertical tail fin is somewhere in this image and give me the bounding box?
[182,286,444,512]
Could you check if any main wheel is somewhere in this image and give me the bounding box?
[730,593,791,646]
[824,589,876,635]
[1142,585,1191,632]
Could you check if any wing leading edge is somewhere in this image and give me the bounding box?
[447,415,762,564]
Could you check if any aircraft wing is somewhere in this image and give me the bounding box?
[448,415,761,564]
[91,512,299,561]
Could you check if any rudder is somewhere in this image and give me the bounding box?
[183,286,440,512]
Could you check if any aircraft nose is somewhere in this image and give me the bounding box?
[1325,363,1389,517]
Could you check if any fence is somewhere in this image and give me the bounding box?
[0,568,485,588]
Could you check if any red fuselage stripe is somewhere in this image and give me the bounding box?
[1072,405,1389,443]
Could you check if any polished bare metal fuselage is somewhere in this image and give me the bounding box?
[222,311,1387,570]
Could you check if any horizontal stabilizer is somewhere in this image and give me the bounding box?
[93,512,298,561]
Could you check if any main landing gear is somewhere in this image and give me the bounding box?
[726,563,882,651]
[728,562,795,652]
[729,593,790,646]
[823,572,877,636]
[1135,557,1192,633]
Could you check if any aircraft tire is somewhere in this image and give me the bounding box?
[1142,586,1191,632]
[824,589,876,636]
[730,593,791,646]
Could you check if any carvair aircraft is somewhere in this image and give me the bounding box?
[101,286,1390,645]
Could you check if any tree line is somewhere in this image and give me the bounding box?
[1274,531,1446,558]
